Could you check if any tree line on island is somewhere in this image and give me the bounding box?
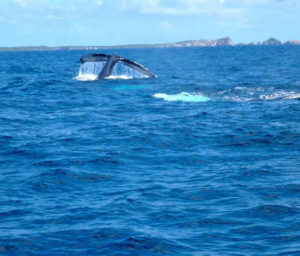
[0,37,299,52]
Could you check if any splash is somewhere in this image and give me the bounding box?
[74,61,149,81]
[216,87,300,102]
[74,61,105,81]
[153,92,211,102]
[106,75,134,80]
[110,62,149,79]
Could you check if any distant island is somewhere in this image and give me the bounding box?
[0,37,299,52]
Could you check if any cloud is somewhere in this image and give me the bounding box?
[5,0,298,25]
[113,0,296,15]
[8,0,295,16]
[113,0,245,16]
[12,0,26,7]
[45,14,65,20]
[95,0,102,7]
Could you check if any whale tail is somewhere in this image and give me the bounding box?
[79,53,156,80]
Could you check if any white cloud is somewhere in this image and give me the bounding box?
[114,0,240,15]
[96,0,102,7]
[12,0,26,7]
[113,0,294,15]
[46,14,64,20]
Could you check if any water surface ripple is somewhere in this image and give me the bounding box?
[0,47,299,255]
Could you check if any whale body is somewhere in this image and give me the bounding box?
[80,53,156,80]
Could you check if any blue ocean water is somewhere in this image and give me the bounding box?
[0,46,299,255]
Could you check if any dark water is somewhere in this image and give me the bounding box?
[0,46,299,255]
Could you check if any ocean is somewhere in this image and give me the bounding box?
[0,46,299,255]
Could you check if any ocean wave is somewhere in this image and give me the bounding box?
[259,91,300,100]
[153,92,211,102]
[217,87,300,102]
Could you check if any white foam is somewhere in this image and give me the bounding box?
[153,92,211,102]
[216,87,300,102]
[74,61,150,81]
[73,61,105,81]
[260,91,300,100]
[73,73,98,81]
[285,93,300,99]
[110,62,149,79]
[105,75,134,80]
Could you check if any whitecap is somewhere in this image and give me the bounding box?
[216,87,300,102]
[285,93,300,100]
[153,92,211,102]
[259,91,300,100]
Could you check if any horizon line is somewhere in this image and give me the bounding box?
[0,37,299,50]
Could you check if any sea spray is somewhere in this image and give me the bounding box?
[110,62,149,79]
[153,92,211,102]
[74,62,106,81]
[74,61,149,81]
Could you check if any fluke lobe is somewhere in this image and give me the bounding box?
[80,53,156,79]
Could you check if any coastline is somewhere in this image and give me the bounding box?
[0,37,299,52]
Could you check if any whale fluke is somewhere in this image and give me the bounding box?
[80,53,156,79]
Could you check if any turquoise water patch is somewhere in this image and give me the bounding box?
[114,84,145,91]
[153,92,211,102]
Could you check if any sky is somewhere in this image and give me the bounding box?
[0,0,299,46]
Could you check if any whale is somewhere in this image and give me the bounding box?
[80,53,156,79]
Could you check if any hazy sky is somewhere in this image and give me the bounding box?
[0,0,299,46]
